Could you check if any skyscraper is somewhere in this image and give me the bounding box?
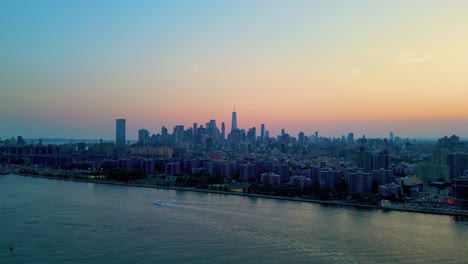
[116,119,126,146]
[138,128,149,144]
[298,132,305,144]
[221,122,225,140]
[447,153,468,179]
[261,124,265,142]
[209,120,217,130]
[231,106,237,131]
[347,133,354,144]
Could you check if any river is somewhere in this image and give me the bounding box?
[1,174,467,263]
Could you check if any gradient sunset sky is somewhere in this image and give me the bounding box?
[1,0,467,139]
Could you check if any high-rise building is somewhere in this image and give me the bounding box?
[261,124,265,142]
[389,131,394,142]
[281,128,285,136]
[447,153,468,179]
[209,120,217,130]
[355,147,371,172]
[381,138,388,153]
[432,147,449,165]
[414,164,449,182]
[298,132,305,145]
[221,122,225,140]
[161,126,168,137]
[347,171,373,194]
[451,177,468,200]
[173,125,184,145]
[347,133,354,144]
[371,152,390,170]
[116,119,126,146]
[138,129,149,144]
[247,127,256,143]
[231,106,237,131]
[193,123,198,136]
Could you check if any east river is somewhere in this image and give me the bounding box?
[1,174,467,263]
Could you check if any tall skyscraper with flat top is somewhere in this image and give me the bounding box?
[221,122,225,140]
[261,124,265,142]
[116,119,126,146]
[231,106,237,131]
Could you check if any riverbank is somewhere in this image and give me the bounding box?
[14,173,468,217]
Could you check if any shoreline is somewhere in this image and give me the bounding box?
[11,173,468,217]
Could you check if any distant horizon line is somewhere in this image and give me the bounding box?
[15,136,466,142]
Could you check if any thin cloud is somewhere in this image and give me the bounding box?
[396,53,435,64]
[410,55,434,62]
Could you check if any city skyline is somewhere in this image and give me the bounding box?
[1,109,468,141]
[1,1,468,139]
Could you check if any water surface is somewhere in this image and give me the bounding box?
[1,175,467,263]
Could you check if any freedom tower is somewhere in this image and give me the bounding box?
[231,105,237,131]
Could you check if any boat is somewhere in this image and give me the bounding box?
[153,200,162,205]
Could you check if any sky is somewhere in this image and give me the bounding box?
[1,0,468,140]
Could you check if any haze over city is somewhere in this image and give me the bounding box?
[1,0,468,139]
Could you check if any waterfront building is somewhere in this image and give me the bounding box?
[139,159,155,175]
[299,177,313,189]
[165,162,181,175]
[348,171,372,194]
[378,183,402,198]
[319,169,342,190]
[240,163,256,182]
[413,164,450,182]
[261,172,281,185]
[204,161,215,175]
[372,168,394,186]
[278,164,290,182]
[447,153,468,179]
[396,176,424,194]
[451,177,468,200]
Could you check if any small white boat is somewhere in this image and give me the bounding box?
[153,200,162,205]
